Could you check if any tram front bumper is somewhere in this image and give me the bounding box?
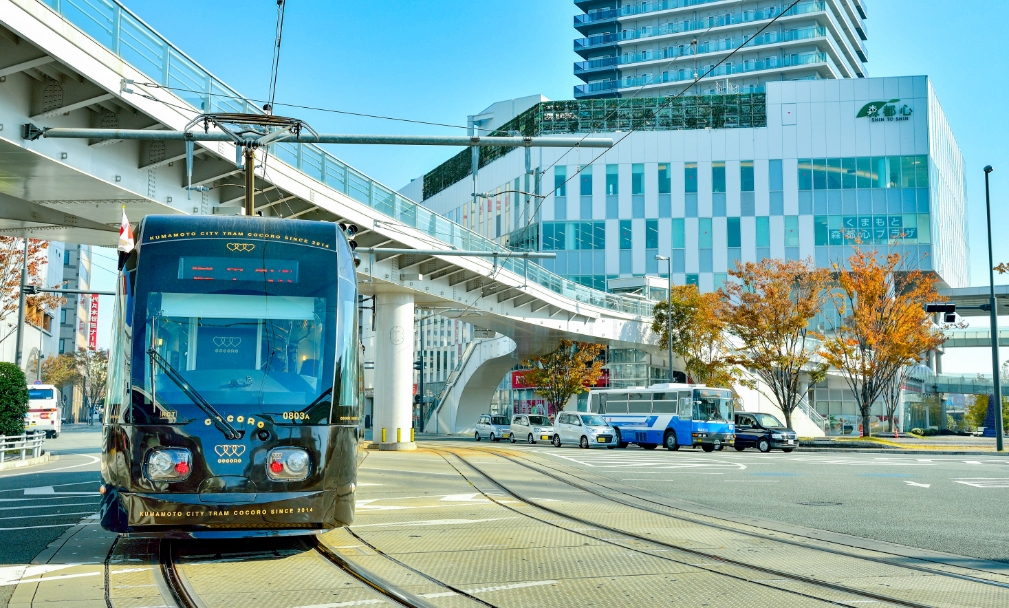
[99,486,353,537]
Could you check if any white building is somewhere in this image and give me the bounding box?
[573,0,868,99]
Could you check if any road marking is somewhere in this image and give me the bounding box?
[0,523,79,531]
[964,461,983,465]
[723,480,779,483]
[0,502,99,513]
[351,517,517,528]
[0,567,146,587]
[0,511,95,522]
[953,478,1009,488]
[421,580,558,598]
[0,454,100,479]
[290,600,385,608]
[440,493,489,502]
[904,481,930,488]
[355,483,382,486]
[23,486,99,496]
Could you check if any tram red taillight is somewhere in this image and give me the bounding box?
[269,460,284,474]
[266,448,311,481]
[174,461,191,475]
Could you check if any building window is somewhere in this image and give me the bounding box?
[658,163,671,194]
[63,250,70,265]
[785,216,799,247]
[686,274,699,286]
[543,222,606,250]
[727,217,741,248]
[685,163,698,193]
[580,165,593,196]
[645,219,658,249]
[59,339,65,354]
[740,161,754,192]
[756,216,770,248]
[769,159,783,192]
[606,164,619,195]
[671,218,685,249]
[619,220,632,249]
[798,156,929,191]
[714,273,728,290]
[632,164,645,195]
[712,162,726,193]
[698,218,712,249]
[554,166,567,197]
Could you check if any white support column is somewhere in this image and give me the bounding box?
[373,291,416,451]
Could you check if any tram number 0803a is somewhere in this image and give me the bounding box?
[98,215,364,538]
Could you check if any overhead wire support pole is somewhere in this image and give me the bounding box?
[984,165,1003,451]
[14,237,28,368]
[245,146,257,216]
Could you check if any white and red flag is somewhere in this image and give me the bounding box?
[118,207,134,252]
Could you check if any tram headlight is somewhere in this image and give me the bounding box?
[145,448,192,482]
[266,448,311,481]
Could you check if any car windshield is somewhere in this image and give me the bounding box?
[528,415,551,426]
[580,415,606,426]
[693,392,733,421]
[753,413,785,428]
[491,416,509,425]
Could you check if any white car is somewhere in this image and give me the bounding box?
[474,414,511,442]
[510,414,554,444]
[553,412,616,449]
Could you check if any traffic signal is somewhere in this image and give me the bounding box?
[413,360,423,371]
[413,394,421,405]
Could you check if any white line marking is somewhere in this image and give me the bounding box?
[292,600,385,608]
[420,580,558,598]
[0,511,95,522]
[953,478,1009,488]
[0,454,100,479]
[351,517,517,528]
[0,568,146,587]
[0,502,99,513]
[440,493,489,503]
[23,487,99,496]
[0,523,78,531]
[904,481,930,488]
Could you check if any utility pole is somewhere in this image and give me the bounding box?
[14,238,28,368]
[984,166,1003,451]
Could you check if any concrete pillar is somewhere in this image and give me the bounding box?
[373,291,416,451]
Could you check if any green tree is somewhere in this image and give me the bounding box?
[75,348,109,411]
[0,362,29,436]
[965,393,1009,434]
[42,352,81,390]
[652,285,736,388]
[522,340,606,413]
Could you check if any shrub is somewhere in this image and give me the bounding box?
[910,428,923,436]
[0,363,28,437]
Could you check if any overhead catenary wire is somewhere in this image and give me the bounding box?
[265,0,287,115]
[520,0,801,233]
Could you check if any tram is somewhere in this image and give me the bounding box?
[99,215,362,537]
[586,384,735,451]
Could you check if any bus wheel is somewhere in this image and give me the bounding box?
[663,431,679,451]
[701,444,715,452]
[614,429,629,449]
[641,443,657,450]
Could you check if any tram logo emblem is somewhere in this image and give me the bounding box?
[226,243,256,252]
[215,445,246,458]
[213,337,242,348]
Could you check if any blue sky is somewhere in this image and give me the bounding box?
[91,0,1009,364]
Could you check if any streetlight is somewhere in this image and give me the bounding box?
[984,165,1004,451]
[655,255,674,384]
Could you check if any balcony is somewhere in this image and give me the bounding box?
[575,26,829,76]
[574,0,739,31]
[575,52,832,97]
[574,1,827,55]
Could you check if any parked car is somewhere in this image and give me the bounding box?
[733,412,798,453]
[475,415,511,442]
[553,412,616,449]
[510,414,554,444]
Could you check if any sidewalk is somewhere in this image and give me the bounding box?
[800,434,1009,455]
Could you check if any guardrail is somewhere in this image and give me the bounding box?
[0,431,46,463]
[798,397,827,433]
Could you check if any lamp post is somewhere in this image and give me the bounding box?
[984,165,1003,451]
[655,256,674,384]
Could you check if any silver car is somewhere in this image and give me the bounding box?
[510,414,554,444]
[553,412,616,449]
[475,414,511,442]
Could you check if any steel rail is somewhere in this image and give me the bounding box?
[312,538,440,608]
[434,447,936,608]
[477,445,1009,591]
[158,540,205,608]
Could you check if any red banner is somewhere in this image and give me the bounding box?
[88,294,99,350]
[511,368,609,390]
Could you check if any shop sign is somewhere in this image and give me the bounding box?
[88,295,99,351]
[856,99,912,122]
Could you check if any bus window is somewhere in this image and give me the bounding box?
[592,392,607,413]
[606,393,628,414]
[678,396,692,419]
[652,392,677,414]
[628,392,651,413]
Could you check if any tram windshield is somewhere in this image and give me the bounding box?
[129,235,350,426]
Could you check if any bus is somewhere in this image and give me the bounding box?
[27,382,62,438]
[586,384,734,452]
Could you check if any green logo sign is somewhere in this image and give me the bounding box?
[856,99,913,122]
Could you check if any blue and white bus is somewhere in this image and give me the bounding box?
[586,384,735,452]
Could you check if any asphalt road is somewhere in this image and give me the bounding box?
[491,441,1009,564]
[0,426,102,605]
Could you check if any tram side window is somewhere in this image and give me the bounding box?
[651,392,677,414]
[628,392,651,413]
[605,393,628,414]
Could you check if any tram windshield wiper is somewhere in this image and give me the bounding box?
[147,348,241,439]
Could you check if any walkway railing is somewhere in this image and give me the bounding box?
[425,338,487,431]
[797,396,827,433]
[37,0,654,319]
[0,431,46,463]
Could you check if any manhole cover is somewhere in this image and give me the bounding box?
[798,501,843,507]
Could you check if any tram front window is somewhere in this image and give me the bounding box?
[130,238,343,426]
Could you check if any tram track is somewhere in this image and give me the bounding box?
[431,445,1007,608]
[475,445,1009,590]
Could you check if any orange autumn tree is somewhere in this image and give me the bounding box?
[651,285,736,388]
[720,259,830,430]
[522,340,606,413]
[0,237,64,326]
[821,248,946,437]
